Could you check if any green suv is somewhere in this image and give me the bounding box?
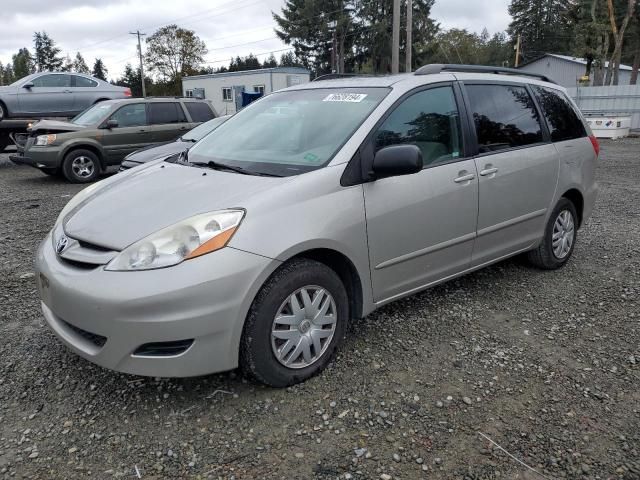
[10,97,216,182]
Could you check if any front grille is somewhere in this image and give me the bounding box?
[133,339,194,357]
[62,320,107,348]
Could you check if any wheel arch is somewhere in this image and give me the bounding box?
[283,248,365,321]
[561,188,584,227]
[0,99,8,118]
[60,142,106,170]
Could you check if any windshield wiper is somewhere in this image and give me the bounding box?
[190,160,282,177]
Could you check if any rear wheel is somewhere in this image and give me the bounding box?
[240,259,348,387]
[527,198,578,269]
[62,149,100,183]
[0,102,6,121]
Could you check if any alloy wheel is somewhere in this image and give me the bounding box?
[71,156,94,178]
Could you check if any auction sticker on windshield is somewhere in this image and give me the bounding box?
[323,93,368,103]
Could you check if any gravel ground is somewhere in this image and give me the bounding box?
[0,140,638,480]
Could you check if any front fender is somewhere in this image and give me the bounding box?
[58,139,107,167]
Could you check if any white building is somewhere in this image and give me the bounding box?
[518,53,633,88]
[182,67,311,115]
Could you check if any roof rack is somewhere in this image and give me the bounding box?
[414,64,555,83]
[312,73,364,82]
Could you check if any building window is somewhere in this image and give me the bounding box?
[185,89,193,97]
[222,87,233,102]
[253,85,265,95]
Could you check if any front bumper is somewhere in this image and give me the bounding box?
[36,234,279,377]
[10,146,61,169]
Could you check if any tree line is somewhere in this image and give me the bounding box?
[1,0,638,93]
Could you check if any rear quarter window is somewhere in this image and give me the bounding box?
[533,86,586,142]
[185,102,215,122]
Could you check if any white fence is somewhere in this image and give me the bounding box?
[567,84,640,130]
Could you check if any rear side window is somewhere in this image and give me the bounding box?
[184,102,215,122]
[148,102,186,125]
[466,84,543,153]
[110,103,147,127]
[533,86,586,142]
[74,76,98,87]
[32,74,71,88]
[374,86,462,167]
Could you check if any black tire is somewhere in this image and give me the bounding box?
[527,198,578,270]
[0,101,6,121]
[0,134,8,152]
[240,258,349,387]
[62,149,100,183]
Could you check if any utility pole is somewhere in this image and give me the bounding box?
[391,0,400,74]
[514,34,521,68]
[405,0,413,72]
[328,20,338,74]
[129,30,146,97]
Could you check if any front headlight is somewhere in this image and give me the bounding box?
[35,134,57,146]
[105,209,245,271]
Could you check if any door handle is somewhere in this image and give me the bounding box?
[480,167,498,176]
[454,173,475,183]
[63,89,73,93]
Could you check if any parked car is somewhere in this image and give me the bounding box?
[35,65,598,387]
[10,97,217,182]
[0,72,131,121]
[119,115,230,170]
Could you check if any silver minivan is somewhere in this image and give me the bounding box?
[35,65,598,386]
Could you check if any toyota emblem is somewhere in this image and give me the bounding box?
[56,235,69,254]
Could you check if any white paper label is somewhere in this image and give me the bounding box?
[323,93,368,103]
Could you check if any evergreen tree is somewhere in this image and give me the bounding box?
[33,32,63,71]
[73,52,90,74]
[11,48,34,79]
[274,0,356,75]
[508,0,576,61]
[92,58,108,81]
[61,54,74,72]
[263,53,278,67]
[279,51,302,67]
[115,63,144,96]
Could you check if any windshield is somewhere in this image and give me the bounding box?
[182,116,229,142]
[187,87,389,176]
[71,103,114,126]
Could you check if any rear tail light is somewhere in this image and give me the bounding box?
[589,134,600,157]
[124,88,132,97]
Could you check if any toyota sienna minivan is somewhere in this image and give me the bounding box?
[35,65,598,387]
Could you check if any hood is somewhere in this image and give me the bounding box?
[126,140,188,164]
[30,119,86,133]
[63,161,290,250]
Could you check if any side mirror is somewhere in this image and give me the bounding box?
[22,82,34,89]
[104,119,118,129]
[372,144,423,180]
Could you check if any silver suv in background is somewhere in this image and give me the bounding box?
[0,72,131,120]
[35,65,598,387]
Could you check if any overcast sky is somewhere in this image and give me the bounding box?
[0,0,511,79]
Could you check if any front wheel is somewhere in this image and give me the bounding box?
[62,149,100,183]
[0,102,6,122]
[527,198,578,269]
[240,259,349,387]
